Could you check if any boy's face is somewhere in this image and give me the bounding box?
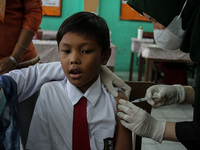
[59,32,111,93]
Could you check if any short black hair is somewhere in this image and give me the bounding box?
[57,12,110,53]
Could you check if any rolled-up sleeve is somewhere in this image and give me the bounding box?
[22,0,43,34]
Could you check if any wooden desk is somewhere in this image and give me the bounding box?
[33,40,117,71]
[129,38,192,81]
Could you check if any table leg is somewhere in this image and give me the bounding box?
[138,56,143,81]
[129,52,135,81]
[144,58,151,81]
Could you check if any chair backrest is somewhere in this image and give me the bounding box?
[19,90,40,150]
[125,81,154,150]
[142,31,154,39]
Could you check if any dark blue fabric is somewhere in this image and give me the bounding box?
[176,121,200,149]
[0,75,19,150]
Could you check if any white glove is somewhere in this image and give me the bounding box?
[145,84,186,108]
[117,99,166,142]
[100,65,131,98]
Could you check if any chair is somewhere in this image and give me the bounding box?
[142,31,154,40]
[19,90,40,150]
[125,81,154,150]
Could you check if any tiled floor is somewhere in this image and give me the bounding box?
[115,71,194,150]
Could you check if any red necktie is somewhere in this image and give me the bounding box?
[72,97,90,150]
[0,0,6,22]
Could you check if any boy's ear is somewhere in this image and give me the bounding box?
[101,48,111,65]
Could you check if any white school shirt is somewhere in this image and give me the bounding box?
[4,62,65,102]
[26,76,117,150]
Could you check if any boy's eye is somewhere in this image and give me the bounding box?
[61,50,70,54]
[82,50,93,54]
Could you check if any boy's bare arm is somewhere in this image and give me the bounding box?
[114,91,132,150]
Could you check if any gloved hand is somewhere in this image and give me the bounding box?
[117,99,166,142]
[145,84,186,108]
[100,65,131,98]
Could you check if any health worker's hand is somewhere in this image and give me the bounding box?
[117,99,166,142]
[145,84,186,108]
[100,65,131,98]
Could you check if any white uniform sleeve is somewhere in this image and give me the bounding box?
[5,62,65,102]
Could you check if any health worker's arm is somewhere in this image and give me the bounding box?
[117,99,200,147]
[183,86,195,104]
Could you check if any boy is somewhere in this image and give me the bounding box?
[26,12,132,150]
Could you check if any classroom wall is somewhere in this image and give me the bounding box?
[40,1,83,31]
[40,0,154,72]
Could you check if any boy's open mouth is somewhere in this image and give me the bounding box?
[69,69,82,78]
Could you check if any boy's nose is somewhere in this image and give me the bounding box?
[70,56,80,65]
[70,59,80,64]
[70,51,81,64]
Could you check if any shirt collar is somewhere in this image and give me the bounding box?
[67,76,102,107]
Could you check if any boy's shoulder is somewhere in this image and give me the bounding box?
[38,80,68,102]
[41,80,65,91]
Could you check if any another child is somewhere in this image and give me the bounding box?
[26,12,132,150]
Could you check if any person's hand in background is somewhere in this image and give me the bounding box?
[0,57,17,74]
